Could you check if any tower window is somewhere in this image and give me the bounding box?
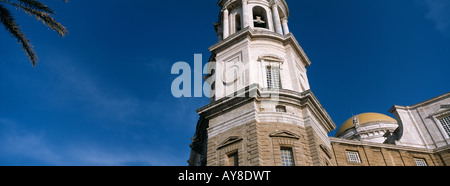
[252,6,268,29]
[346,151,361,163]
[414,158,428,166]
[266,66,281,89]
[276,105,286,113]
[280,148,294,166]
[439,115,450,137]
[228,152,239,166]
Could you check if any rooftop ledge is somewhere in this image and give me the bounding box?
[196,84,336,132]
[209,27,312,67]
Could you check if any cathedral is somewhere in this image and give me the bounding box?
[188,0,450,166]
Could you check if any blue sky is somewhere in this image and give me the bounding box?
[0,0,449,166]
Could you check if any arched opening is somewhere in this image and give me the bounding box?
[235,14,242,32]
[252,6,268,29]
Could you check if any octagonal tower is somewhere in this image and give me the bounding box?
[189,0,336,166]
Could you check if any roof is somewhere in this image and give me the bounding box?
[335,113,398,137]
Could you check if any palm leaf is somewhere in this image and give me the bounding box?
[0,4,38,66]
[17,0,54,13]
[2,0,67,36]
[0,0,68,66]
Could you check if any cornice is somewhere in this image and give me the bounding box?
[196,84,260,119]
[209,28,312,67]
[389,92,450,113]
[330,137,434,153]
[197,84,336,132]
[299,90,336,132]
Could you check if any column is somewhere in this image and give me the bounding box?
[282,17,289,35]
[242,0,249,28]
[223,9,229,39]
[271,2,283,35]
[230,13,235,35]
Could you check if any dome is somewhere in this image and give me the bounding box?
[335,113,397,137]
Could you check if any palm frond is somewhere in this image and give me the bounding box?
[0,4,38,66]
[0,0,53,13]
[2,0,67,36]
[17,0,54,13]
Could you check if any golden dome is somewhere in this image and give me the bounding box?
[335,113,397,137]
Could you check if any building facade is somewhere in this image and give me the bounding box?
[188,0,450,166]
[331,91,450,166]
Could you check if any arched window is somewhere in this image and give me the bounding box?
[235,14,242,32]
[252,6,268,29]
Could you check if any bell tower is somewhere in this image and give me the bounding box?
[188,0,336,166]
[209,0,312,101]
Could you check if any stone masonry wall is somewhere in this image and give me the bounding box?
[331,139,447,166]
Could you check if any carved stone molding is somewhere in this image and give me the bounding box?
[269,130,300,140]
[217,136,243,149]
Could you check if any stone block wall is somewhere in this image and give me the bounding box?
[331,138,447,166]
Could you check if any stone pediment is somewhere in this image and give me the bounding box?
[257,54,285,63]
[217,136,243,149]
[430,104,450,118]
[269,130,300,140]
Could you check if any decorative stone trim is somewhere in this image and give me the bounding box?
[269,130,300,140]
[320,144,333,159]
[217,136,243,149]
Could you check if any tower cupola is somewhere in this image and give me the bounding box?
[216,0,290,41]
